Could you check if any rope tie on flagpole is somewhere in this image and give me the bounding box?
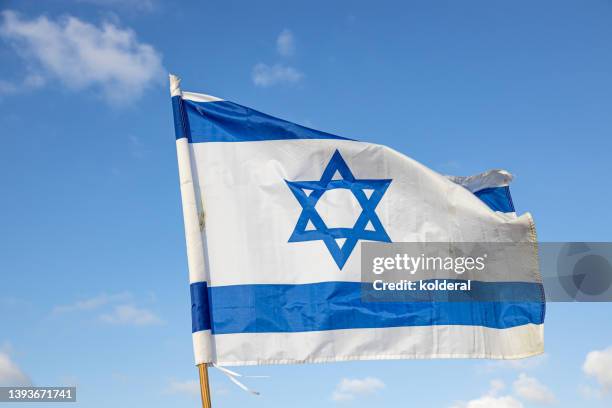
[212,363,268,395]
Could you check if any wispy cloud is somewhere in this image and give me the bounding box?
[165,378,229,399]
[53,292,161,326]
[76,0,156,12]
[166,379,200,398]
[276,29,295,57]
[513,373,556,404]
[0,352,30,386]
[52,292,132,314]
[331,377,385,402]
[99,305,162,326]
[0,10,164,105]
[128,134,150,159]
[583,346,612,394]
[0,74,45,98]
[252,63,303,87]
[252,29,303,87]
[579,384,603,400]
[0,81,16,97]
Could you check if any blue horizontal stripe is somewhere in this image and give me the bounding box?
[190,282,211,331]
[473,186,515,213]
[172,95,190,140]
[183,100,351,143]
[191,280,544,334]
[173,99,516,213]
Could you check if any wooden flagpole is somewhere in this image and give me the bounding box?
[198,363,212,408]
[170,74,213,407]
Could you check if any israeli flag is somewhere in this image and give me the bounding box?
[169,75,544,366]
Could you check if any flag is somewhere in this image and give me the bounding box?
[169,75,544,366]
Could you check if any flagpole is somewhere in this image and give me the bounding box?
[169,73,214,408]
[198,363,212,408]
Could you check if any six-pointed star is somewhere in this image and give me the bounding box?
[285,150,392,269]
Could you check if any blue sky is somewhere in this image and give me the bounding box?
[0,1,611,407]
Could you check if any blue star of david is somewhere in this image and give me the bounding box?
[285,150,392,269]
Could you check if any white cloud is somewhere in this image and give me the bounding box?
[513,373,556,404]
[0,10,164,105]
[452,374,557,408]
[252,29,302,87]
[252,63,303,87]
[166,379,200,398]
[452,395,524,408]
[331,377,385,402]
[579,384,603,399]
[450,380,524,408]
[0,352,30,386]
[99,305,162,326]
[53,292,132,314]
[76,0,156,12]
[583,346,612,393]
[276,29,295,57]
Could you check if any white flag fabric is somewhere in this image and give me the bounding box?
[169,75,544,366]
